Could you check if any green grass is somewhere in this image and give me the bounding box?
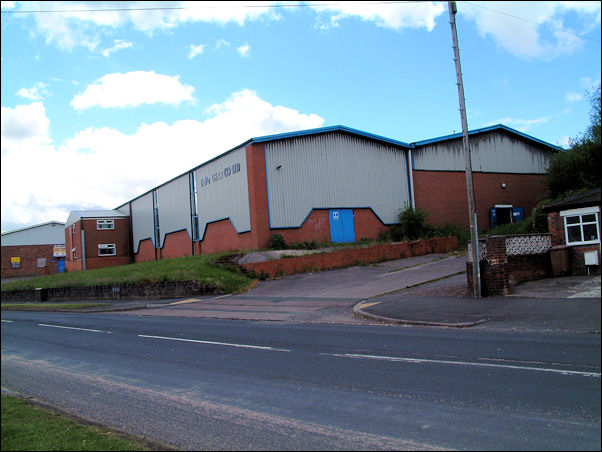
[1,252,254,294]
[1,395,163,451]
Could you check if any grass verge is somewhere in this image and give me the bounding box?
[1,252,254,294]
[1,395,167,451]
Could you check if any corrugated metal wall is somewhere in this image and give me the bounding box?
[194,146,251,239]
[131,192,154,253]
[156,174,191,245]
[413,133,552,173]
[265,133,410,227]
[1,223,65,246]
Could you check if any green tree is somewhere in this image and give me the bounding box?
[547,83,601,198]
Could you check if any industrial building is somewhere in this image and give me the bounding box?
[1,221,66,278]
[63,124,561,270]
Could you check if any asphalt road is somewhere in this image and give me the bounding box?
[2,311,600,450]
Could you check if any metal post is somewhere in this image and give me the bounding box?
[448,1,480,297]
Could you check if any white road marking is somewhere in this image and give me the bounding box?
[38,323,109,333]
[138,334,291,352]
[1,319,14,323]
[323,353,601,378]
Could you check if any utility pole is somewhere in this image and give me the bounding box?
[448,1,480,297]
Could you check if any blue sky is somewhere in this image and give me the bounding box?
[1,1,601,232]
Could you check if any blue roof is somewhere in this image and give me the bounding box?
[247,125,411,149]
[411,124,564,151]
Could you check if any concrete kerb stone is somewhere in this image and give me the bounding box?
[352,300,488,328]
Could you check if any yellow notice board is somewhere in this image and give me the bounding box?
[53,244,66,257]
[11,257,21,268]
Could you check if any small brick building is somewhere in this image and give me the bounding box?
[543,188,601,276]
[64,210,131,272]
[1,221,66,278]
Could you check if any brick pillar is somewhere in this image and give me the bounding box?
[246,143,271,250]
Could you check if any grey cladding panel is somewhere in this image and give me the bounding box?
[413,132,552,174]
[266,133,410,227]
[194,147,251,239]
[131,192,154,253]
[157,174,191,245]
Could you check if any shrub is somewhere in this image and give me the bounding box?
[269,233,287,250]
[391,205,431,241]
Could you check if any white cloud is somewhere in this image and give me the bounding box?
[237,43,250,57]
[16,1,281,51]
[1,91,324,231]
[16,82,50,100]
[101,39,133,57]
[566,92,583,102]
[188,43,205,59]
[459,1,601,60]
[488,116,550,132]
[311,1,446,31]
[71,71,195,110]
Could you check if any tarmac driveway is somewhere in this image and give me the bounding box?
[121,253,468,323]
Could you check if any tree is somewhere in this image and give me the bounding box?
[546,83,601,198]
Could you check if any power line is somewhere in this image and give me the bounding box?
[2,0,599,43]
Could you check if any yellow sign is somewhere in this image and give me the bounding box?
[11,257,20,268]
[53,244,66,257]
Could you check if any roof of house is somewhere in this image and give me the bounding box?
[542,187,602,212]
[115,123,562,209]
[1,221,66,246]
[411,124,564,151]
[246,125,411,149]
[65,210,129,228]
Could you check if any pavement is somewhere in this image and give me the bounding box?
[55,251,601,335]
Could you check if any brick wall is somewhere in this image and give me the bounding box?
[241,236,457,278]
[547,211,601,276]
[1,244,60,278]
[413,170,548,228]
[466,234,552,296]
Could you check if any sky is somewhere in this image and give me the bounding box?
[1,1,601,233]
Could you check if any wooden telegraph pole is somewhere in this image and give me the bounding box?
[448,1,481,297]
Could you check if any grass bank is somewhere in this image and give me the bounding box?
[1,252,254,295]
[1,395,168,451]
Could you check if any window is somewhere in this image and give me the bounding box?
[561,207,600,245]
[72,248,77,260]
[98,244,116,256]
[97,219,115,230]
[37,258,46,268]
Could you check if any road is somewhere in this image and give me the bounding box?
[2,311,600,450]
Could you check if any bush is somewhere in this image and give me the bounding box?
[391,205,431,241]
[269,233,287,250]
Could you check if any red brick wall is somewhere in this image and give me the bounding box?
[65,218,131,271]
[242,236,457,277]
[413,170,548,228]
[135,238,157,263]
[246,143,270,250]
[1,244,60,278]
[65,221,82,272]
[200,219,255,255]
[273,208,389,245]
[161,229,193,260]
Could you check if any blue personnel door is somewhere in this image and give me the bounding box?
[329,209,355,243]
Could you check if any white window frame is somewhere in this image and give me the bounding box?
[560,206,600,246]
[98,244,116,256]
[97,219,115,230]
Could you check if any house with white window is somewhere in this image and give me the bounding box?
[64,210,131,272]
[543,188,601,276]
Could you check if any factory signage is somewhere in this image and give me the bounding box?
[199,162,241,188]
[11,257,20,269]
[53,244,67,257]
